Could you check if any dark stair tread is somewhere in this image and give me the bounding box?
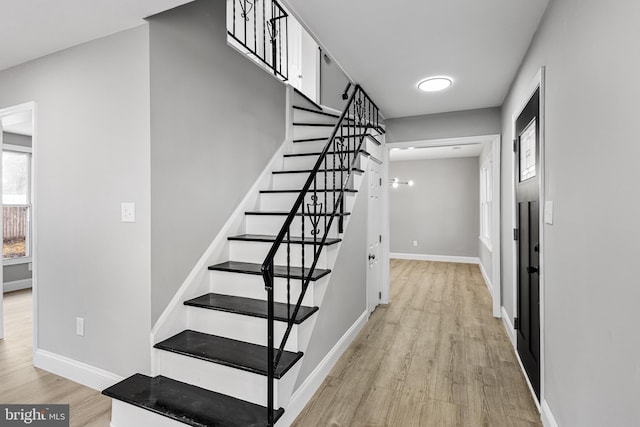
[260,188,357,194]
[272,167,364,174]
[245,211,350,217]
[228,234,341,245]
[283,149,370,158]
[185,293,319,324]
[154,330,302,379]
[208,261,330,281]
[103,374,283,427]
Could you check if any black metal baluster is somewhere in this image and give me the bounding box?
[233,0,236,37]
[253,0,257,52]
[243,0,247,43]
[287,228,290,323]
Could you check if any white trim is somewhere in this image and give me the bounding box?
[478,262,493,297]
[541,399,560,427]
[501,306,516,346]
[389,252,479,265]
[33,349,124,391]
[3,143,32,153]
[3,256,32,266]
[3,278,32,293]
[479,235,492,252]
[511,67,545,404]
[276,310,368,427]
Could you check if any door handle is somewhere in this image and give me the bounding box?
[368,254,376,260]
[527,266,539,274]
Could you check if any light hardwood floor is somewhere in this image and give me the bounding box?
[0,289,111,427]
[293,260,542,427]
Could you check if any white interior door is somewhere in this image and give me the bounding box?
[300,29,319,102]
[367,160,382,314]
[287,18,303,92]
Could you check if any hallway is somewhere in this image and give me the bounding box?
[293,259,541,426]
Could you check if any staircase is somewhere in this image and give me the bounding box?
[103,87,382,426]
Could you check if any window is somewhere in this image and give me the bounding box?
[3,146,32,260]
[480,160,492,250]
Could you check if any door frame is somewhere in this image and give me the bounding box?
[383,134,502,316]
[366,156,383,314]
[0,101,38,353]
[511,67,545,406]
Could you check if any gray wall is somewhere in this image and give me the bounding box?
[3,132,33,285]
[148,0,286,324]
[501,0,640,424]
[0,26,152,376]
[389,158,479,258]
[386,107,501,143]
[319,50,350,112]
[295,171,367,388]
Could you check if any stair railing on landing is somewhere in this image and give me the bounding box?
[261,85,381,425]
[228,0,288,80]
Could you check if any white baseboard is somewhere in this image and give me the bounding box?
[3,278,32,293]
[277,310,369,426]
[478,262,493,296]
[501,306,516,346]
[33,349,124,391]
[389,252,479,265]
[541,399,559,427]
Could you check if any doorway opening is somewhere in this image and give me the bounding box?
[0,102,37,358]
[383,135,502,316]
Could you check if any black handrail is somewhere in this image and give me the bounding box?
[229,0,288,80]
[260,85,380,425]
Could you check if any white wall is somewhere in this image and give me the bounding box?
[0,26,152,376]
[501,0,640,424]
[389,157,479,258]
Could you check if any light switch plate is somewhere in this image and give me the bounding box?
[121,203,135,223]
[544,201,553,225]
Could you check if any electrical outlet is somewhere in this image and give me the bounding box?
[121,203,135,223]
[413,240,418,247]
[76,317,85,336]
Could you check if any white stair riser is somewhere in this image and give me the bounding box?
[230,240,329,269]
[293,125,334,141]
[187,307,316,352]
[293,109,338,125]
[293,124,370,141]
[111,400,186,427]
[283,153,363,170]
[209,271,326,306]
[272,171,360,190]
[289,140,328,154]
[260,191,356,212]
[154,349,300,407]
[245,214,340,237]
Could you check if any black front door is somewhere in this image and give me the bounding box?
[515,88,541,399]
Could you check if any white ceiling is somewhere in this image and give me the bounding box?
[0,0,195,72]
[390,143,483,161]
[283,0,549,118]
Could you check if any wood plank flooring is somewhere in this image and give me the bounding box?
[0,289,111,426]
[293,260,542,427]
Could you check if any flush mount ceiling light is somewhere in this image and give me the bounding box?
[417,76,453,92]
